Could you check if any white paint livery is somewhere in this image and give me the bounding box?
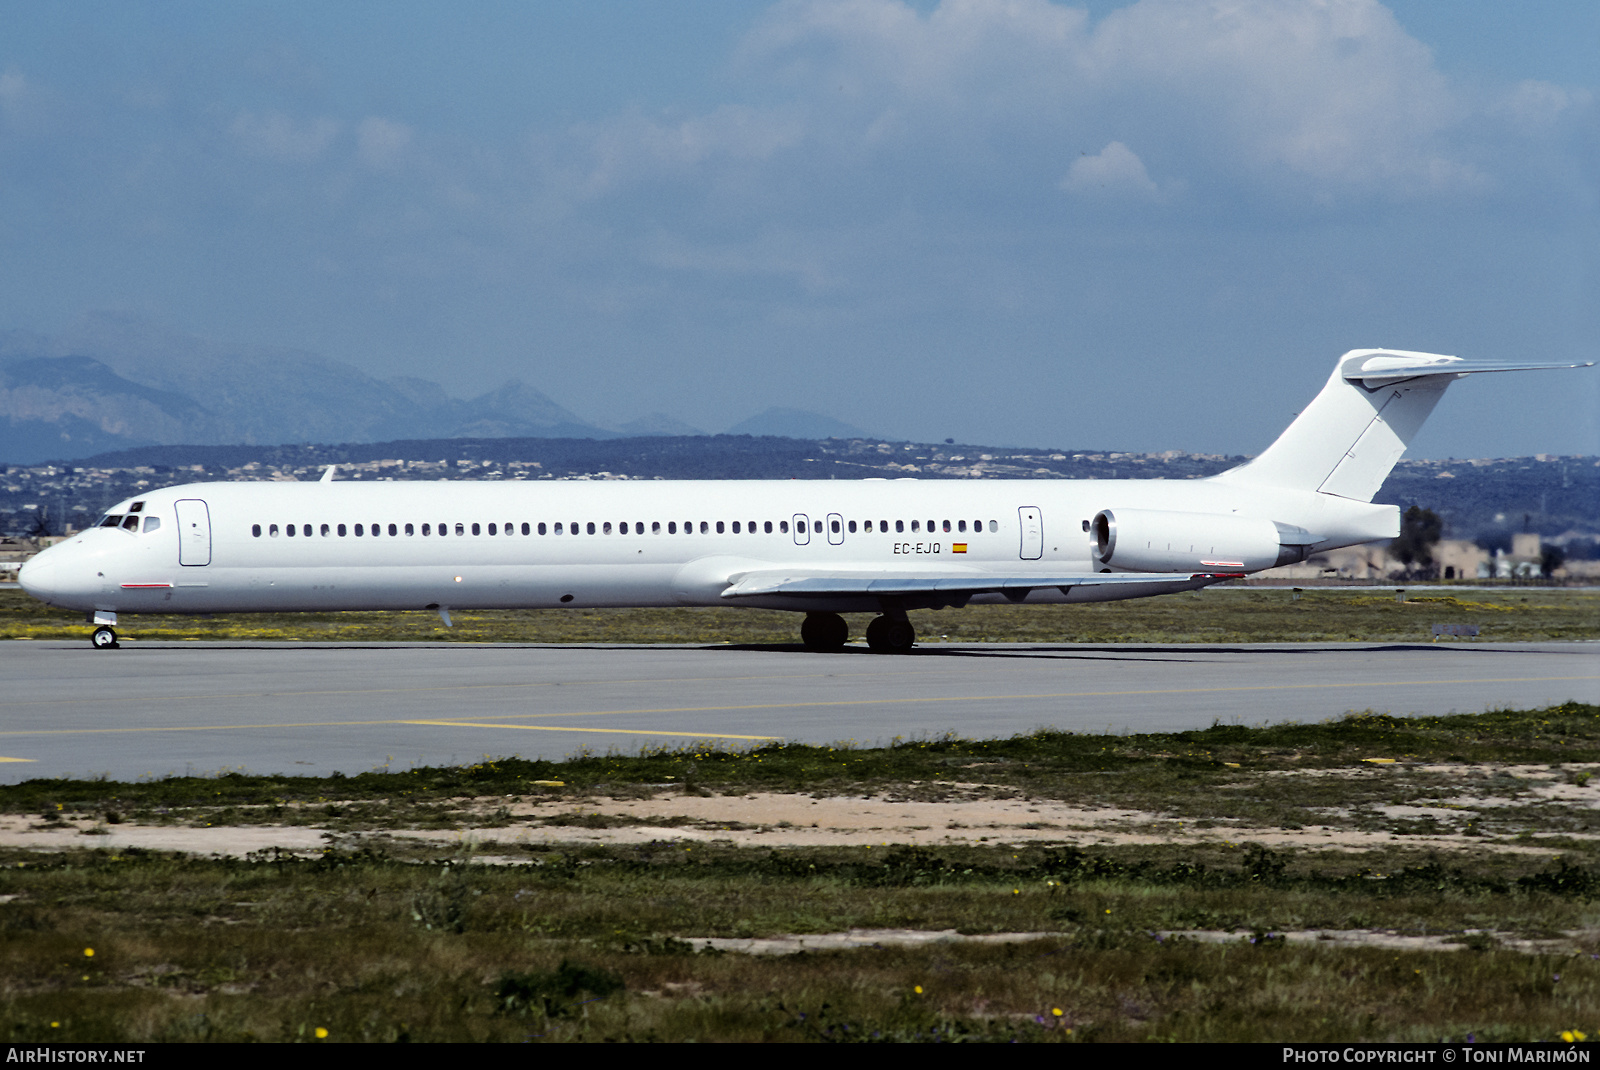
[18,350,1591,651]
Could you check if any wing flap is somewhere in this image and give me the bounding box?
[721,570,1245,599]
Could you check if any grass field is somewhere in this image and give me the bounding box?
[3,585,1596,645]
[3,705,1600,1043]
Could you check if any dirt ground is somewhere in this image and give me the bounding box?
[3,762,1594,859]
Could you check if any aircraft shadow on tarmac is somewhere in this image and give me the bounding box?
[711,641,1577,662]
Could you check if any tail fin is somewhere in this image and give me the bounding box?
[1216,349,1593,502]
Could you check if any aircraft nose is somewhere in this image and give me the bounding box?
[17,553,58,602]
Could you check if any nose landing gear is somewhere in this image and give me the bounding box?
[91,626,120,649]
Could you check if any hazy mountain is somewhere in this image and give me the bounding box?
[0,354,225,463]
[0,315,619,460]
[727,407,871,440]
[615,412,707,436]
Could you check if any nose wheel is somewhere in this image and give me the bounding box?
[865,615,915,653]
[91,626,119,650]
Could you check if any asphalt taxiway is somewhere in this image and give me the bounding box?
[0,640,1595,783]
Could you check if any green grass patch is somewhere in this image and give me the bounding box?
[5,704,1600,1041]
[3,842,1599,1042]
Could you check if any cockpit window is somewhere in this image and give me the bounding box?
[99,514,123,528]
[121,516,140,530]
[128,501,145,513]
[142,516,162,533]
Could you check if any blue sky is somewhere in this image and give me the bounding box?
[2,1,1595,456]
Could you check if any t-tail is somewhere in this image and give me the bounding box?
[1213,349,1594,502]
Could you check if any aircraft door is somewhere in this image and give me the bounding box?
[1018,506,1043,560]
[827,512,844,546]
[792,514,810,545]
[175,499,212,566]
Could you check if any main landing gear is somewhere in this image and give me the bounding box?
[800,612,849,650]
[865,615,915,654]
[91,626,119,649]
[799,612,916,653]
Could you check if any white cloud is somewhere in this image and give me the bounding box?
[579,104,806,194]
[730,0,1490,198]
[1061,141,1162,198]
[357,117,413,168]
[229,110,340,162]
[1489,80,1591,128]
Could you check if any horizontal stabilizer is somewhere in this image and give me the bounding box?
[1343,351,1593,388]
[721,570,1243,599]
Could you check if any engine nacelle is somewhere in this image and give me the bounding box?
[1091,509,1315,573]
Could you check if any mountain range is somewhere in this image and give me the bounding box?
[0,314,871,464]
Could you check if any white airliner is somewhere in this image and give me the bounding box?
[17,349,1591,652]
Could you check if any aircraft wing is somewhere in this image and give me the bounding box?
[720,569,1245,600]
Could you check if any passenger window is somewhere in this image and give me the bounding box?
[405,523,414,536]
[716,521,724,534]
[765,521,773,533]
[339,524,348,537]
[521,522,530,535]
[270,524,280,537]
[958,520,967,532]
[780,520,788,533]
[942,520,951,533]
[910,520,919,532]
[730,521,739,534]
[700,521,709,534]
[554,523,563,535]
[287,524,297,538]
[830,519,840,534]
[587,522,596,535]
[252,524,262,537]
[814,521,822,534]
[847,520,856,533]
[653,521,661,534]
[371,523,380,536]
[989,520,998,532]
[468,523,478,535]
[604,522,613,535]
[537,522,547,535]
[668,522,676,534]
[455,523,465,536]
[321,523,330,536]
[488,523,497,536]
[420,524,429,536]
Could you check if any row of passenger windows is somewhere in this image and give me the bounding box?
[250,518,1003,538]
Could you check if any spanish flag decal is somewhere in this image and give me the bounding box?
[952,543,968,553]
